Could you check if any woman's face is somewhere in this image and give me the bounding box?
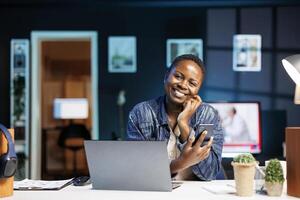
[164,60,203,106]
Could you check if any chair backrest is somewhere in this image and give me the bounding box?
[58,124,90,147]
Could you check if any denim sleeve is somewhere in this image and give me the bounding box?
[177,109,224,181]
[192,110,224,180]
[126,110,147,141]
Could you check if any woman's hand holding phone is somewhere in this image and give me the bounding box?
[192,124,214,146]
[177,131,214,169]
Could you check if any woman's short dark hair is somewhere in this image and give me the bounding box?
[168,54,205,76]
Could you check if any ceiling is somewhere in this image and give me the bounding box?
[1,0,300,7]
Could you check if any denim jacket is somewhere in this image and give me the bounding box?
[126,96,224,180]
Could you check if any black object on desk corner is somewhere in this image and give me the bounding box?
[73,176,90,186]
[0,123,18,179]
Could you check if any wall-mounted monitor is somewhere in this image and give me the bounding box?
[53,98,89,119]
[208,102,262,157]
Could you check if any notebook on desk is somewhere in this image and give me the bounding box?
[14,178,74,190]
[84,140,179,192]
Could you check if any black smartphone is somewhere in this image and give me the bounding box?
[192,124,214,146]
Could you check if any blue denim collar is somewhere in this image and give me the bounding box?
[157,95,169,126]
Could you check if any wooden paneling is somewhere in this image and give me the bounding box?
[42,41,90,61]
[286,127,300,197]
[42,81,64,128]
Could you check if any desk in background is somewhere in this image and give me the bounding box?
[5,180,298,200]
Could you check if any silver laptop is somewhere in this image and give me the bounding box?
[84,140,173,192]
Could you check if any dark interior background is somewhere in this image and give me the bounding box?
[1,0,300,159]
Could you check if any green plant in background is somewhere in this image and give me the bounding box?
[265,159,285,183]
[233,153,256,164]
[13,75,25,122]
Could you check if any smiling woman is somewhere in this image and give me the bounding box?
[164,59,203,104]
[127,54,224,181]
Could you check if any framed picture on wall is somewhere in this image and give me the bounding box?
[233,34,262,72]
[108,36,137,73]
[166,39,203,67]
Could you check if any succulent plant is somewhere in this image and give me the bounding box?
[233,153,256,164]
[265,159,285,184]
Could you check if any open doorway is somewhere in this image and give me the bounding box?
[31,31,98,179]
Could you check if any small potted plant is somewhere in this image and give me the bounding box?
[265,159,285,196]
[231,153,257,196]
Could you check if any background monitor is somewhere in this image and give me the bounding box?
[53,98,89,119]
[208,102,262,157]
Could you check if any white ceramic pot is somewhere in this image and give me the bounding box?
[265,182,283,196]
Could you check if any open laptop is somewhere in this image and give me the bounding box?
[84,140,178,192]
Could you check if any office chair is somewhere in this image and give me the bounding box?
[58,124,90,176]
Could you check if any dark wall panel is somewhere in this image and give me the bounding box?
[239,53,272,93]
[240,8,272,48]
[207,9,236,47]
[277,6,300,49]
[205,50,235,89]
[275,98,300,126]
[238,94,271,110]
[204,90,236,102]
[275,53,295,96]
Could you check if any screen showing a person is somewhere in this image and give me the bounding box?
[209,102,261,157]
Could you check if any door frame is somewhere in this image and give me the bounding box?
[30,31,99,179]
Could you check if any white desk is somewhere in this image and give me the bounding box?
[4,180,298,200]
